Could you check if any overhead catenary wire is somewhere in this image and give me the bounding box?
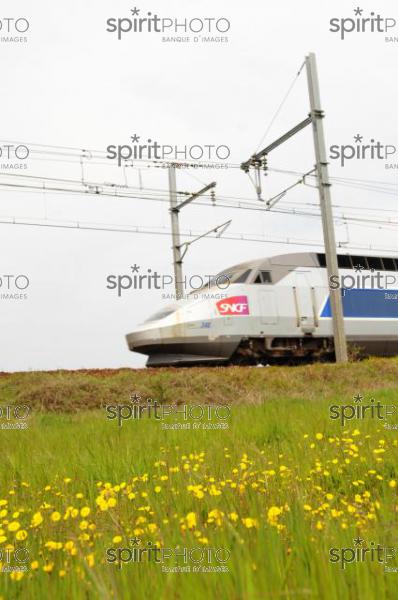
[2,143,398,249]
[255,60,306,152]
[2,216,398,254]
[2,192,398,236]
[4,159,398,207]
[2,169,398,214]
[2,141,398,195]
[2,172,398,231]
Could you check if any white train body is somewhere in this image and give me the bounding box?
[126,252,398,366]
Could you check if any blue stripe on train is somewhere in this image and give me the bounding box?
[321,289,398,318]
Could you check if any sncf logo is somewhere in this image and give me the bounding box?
[216,295,249,316]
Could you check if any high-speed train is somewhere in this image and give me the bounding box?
[126,252,398,366]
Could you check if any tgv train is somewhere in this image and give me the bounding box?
[126,252,398,366]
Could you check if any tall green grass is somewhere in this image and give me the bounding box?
[0,389,397,599]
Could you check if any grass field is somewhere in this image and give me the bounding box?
[0,359,398,599]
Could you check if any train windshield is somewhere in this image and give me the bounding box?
[190,268,252,294]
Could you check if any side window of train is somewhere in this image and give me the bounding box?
[319,253,398,271]
[254,270,272,284]
[337,255,352,269]
[367,256,383,270]
[381,257,397,271]
[351,256,369,270]
[234,269,252,283]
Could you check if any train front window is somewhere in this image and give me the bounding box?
[233,269,252,283]
[216,269,252,285]
[192,268,252,294]
[254,270,272,284]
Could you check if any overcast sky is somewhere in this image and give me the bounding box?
[1,0,397,371]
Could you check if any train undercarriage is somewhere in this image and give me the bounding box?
[229,336,336,365]
[145,336,338,367]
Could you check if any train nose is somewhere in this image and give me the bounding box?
[125,327,162,354]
